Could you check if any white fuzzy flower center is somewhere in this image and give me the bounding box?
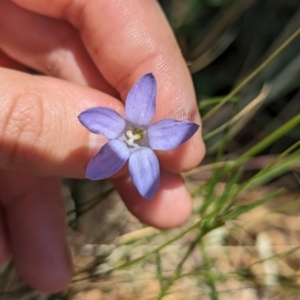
[125,127,145,146]
[122,126,149,149]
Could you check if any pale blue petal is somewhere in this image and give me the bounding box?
[148,119,199,150]
[87,140,130,180]
[129,148,160,200]
[78,107,126,139]
[125,73,156,126]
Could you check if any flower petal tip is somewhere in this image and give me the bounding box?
[125,73,157,126]
[129,148,160,200]
[142,191,156,201]
[78,107,126,139]
[86,140,130,180]
[148,119,200,150]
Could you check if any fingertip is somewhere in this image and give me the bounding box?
[113,171,193,229]
[18,244,73,293]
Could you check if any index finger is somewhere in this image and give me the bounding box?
[12,0,205,172]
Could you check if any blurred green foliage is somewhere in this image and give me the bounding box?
[159,0,300,155]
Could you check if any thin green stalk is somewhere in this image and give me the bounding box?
[228,189,284,220]
[158,219,224,298]
[114,219,203,271]
[200,241,219,300]
[237,141,300,192]
[203,85,269,141]
[200,129,228,215]
[199,96,238,109]
[158,232,205,299]
[228,113,300,169]
[156,252,164,296]
[240,153,300,191]
[203,27,300,121]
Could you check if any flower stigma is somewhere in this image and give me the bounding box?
[125,127,145,147]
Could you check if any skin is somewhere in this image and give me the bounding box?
[0,0,205,293]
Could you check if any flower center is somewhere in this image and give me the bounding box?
[125,127,146,147]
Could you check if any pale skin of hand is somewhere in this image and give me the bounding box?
[0,0,205,293]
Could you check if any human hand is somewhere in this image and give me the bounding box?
[0,0,205,293]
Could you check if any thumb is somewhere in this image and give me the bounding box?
[0,67,122,177]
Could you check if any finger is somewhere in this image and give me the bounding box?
[13,0,205,173]
[0,171,72,293]
[0,0,117,95]
[0,67,123,177]
[113,171,192,229]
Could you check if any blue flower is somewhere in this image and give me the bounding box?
[78,73,199,199]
